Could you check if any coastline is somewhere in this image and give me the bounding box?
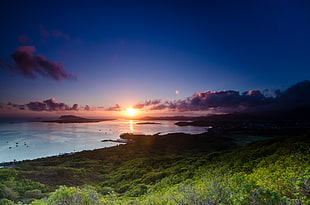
[2,125,305,168]
[1,125,309,204]
[2,119,309,167]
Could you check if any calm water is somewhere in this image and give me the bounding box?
[0,120,208,162]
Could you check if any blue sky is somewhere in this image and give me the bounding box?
[0,0,310,117]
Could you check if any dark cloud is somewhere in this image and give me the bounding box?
[106,104,121,111]
[81,105,101,111]
[173,89,274,112]
[71,104,79,111]
[84,105,90,111]
[277,80,310,106]
[27,98,79,112]
[150,103,169,110]
[139,80,310,114]
[12,46,75,80]
[27,101,48,111]
[1,46,75,81]
[134,99,161,109]
[7,102,26,110]
[5,99,97,113]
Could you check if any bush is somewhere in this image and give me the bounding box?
[46,186,102,205]
[24,189,42,199]
[0,184,19,201]
[0,199,15,205]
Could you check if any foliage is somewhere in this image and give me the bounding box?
[0,199,15,205]
[1,133,310,204]
[43,186,102,205]
[0,169,49,204]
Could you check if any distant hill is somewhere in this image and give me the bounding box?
[43,115,113,123]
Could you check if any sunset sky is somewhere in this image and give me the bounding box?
[0,0,310,118]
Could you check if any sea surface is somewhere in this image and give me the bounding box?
[0,120,209,162]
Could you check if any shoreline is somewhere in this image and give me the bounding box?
[0,141,125,167]
[2,126,305,168]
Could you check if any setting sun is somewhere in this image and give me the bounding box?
[126,108,137,116]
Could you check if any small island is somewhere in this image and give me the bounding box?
[43,115,113,123]
[136,122,161,125]
[101,139,130,143]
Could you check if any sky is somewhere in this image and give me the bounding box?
[0,0,310,118]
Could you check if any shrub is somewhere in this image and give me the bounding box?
[0,199,15,205]
[46,186,101,205]
[0,184,19,201]
[24,189,42,199]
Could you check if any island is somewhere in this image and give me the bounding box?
[135,122,161,125]
[43,115,114,123]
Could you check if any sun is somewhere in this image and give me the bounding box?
[126,108,137,116]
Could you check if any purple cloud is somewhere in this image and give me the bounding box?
[27,98,78,111]
[2,46,75,81]
[106,104,121,111]
[7,102,26,110]
[134,99,161,109]
[139,80,310,114]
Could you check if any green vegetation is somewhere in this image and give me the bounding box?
[0,132,309,204]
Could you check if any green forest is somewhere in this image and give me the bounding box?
[0,131,309,205]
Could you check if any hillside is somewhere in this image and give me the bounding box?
[0,129,309,204]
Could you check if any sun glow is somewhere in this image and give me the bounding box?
[126,108,137,116]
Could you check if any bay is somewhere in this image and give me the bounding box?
[0,120,208,162]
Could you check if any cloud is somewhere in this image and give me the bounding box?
[1,46,75,81]
[40,25,80,43]
[5,99,98,113]
[106,104,121,111]
[185,89,270,111]
[277,80,310,106]
[138,80,310,114]
[150,103,169,110]
[81,105,101,111]
[134,100,161,109]
[72,104,79,111]
[84,105,90,111]
[27,98,78,111]
[7,102,26,110]
[169,89,274,112]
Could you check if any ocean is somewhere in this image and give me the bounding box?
[0,120,209,162]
